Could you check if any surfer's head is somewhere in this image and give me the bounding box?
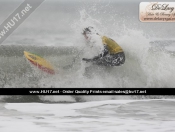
[82,26,99,40]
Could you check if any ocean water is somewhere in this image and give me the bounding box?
[1,99,175,132]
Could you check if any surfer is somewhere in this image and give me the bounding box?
[82,26,125,66]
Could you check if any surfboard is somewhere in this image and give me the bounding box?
[24,51,55,75]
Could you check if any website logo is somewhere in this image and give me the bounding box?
[140,2,175,22]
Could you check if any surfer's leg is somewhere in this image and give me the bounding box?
[111,52,125,66]
[94,52,125,66]
[92,52,125,67]
[80,61,94,78]
[93,55,113,66]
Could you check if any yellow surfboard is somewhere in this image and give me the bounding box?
[24,51,55,74]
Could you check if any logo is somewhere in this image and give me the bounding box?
[140,2,175,22]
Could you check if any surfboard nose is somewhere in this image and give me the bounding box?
[24,51,27,56]
[23,50,56,75]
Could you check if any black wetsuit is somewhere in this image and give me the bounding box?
[83,36,125,66]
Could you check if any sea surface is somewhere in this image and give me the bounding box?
[1,99,175,132]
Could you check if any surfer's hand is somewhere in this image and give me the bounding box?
[82,58,92,62]
[92,56,99,61]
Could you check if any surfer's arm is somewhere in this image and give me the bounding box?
[82,45,108,62]
[92,45,109,61]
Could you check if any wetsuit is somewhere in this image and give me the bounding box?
[83,36,125,66]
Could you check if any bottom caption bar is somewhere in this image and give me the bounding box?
[0,88,175,95]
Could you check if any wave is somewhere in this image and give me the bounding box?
[1,9,175,102]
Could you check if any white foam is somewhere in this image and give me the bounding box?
[5,99,175,114]
[3,99,175,132]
